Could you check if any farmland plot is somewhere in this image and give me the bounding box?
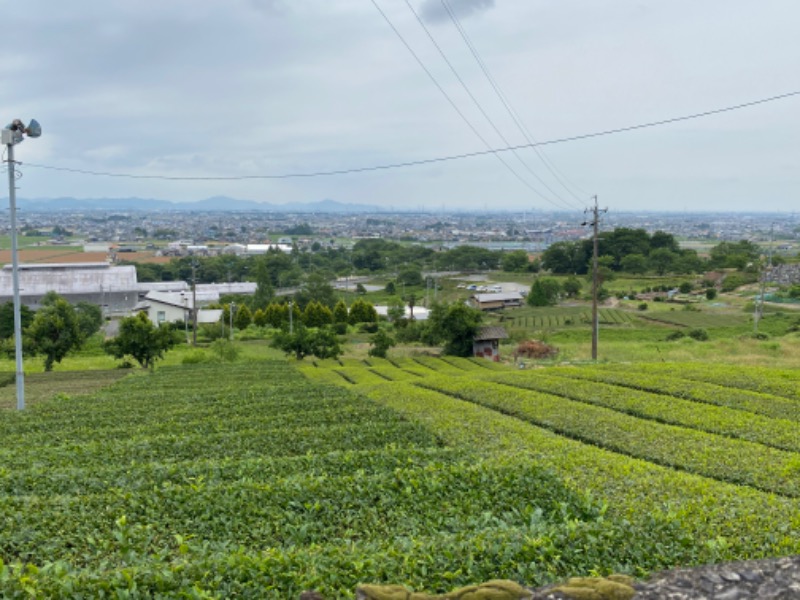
[0,361,617,598]
[304,358,800,572]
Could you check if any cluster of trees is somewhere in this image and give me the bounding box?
[269,297,484,362]
[0,294,104,371]
[1,293,182,372]
[221,298,378,331]
[527,277,582,307]
[381,301,484,358]
[542,229,700,276]
[127,239,507,292]
[541,229,774,277]
[271,324,342,361]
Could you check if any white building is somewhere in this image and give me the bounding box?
[0,263,138,313]
[138,290,222,327]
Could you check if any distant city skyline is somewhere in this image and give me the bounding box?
[6,1,800,214]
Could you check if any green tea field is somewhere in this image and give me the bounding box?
[0,357,798,597]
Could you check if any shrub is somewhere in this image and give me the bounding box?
[665,331,685,341]
[211,339,240,362]
[638,303,648,311]
[688,328,709,341]
[705,288,717,301]
[182,349,209,365]
[515,339,559,359]
[368,329,396,358]
[395,322,421,343]
[358,322,379,334]
[721,273,748,293]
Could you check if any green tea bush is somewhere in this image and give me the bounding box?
[181,349,209,364]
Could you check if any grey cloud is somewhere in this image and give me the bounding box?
[419,0,495,24]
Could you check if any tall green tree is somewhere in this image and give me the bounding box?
[271,324,342,360]
[620,254,648,275]
[501,250,530,273]
[709,240,761,269]
[527,278,561,307]
[540,241,591,275]
[75,301,104,340]
[562,276,583,298]
[103,312,177,369]
[251,258,275,310]
[234,304,253,329]
[333,300,349,324]
[349,299,378,324]
[295,272,337,309]
[648,248,678,276]
[252,308,267,327]
[27,294,84,371]
[303,301,333,328]
[0,301,34,339]
[426,302,483,357]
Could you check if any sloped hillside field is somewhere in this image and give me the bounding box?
[0,362,609,597]
[301,359,800,579]
[1,359,798,597]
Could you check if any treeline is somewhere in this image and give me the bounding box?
[219,299,379,332]
[125,239,506,286]
[123,229,779,293]
[541,229,769,275]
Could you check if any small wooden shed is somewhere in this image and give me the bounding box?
[472,326,509,361]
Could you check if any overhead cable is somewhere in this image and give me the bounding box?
[404,0,580,210]
[441,0,590,200]
[23,90,800,182]
[369,0,571,209]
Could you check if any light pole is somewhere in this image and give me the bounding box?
[3,118,41,411]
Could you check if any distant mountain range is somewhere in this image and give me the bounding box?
[11,196,382,213]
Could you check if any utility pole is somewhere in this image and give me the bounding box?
[230,302,235,341]
[191,258,198,346]
[4,137,24,409]
[754,223,775,334]
[3,118,41,410]
[584,196,607,361]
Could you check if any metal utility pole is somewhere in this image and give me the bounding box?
[229,302,235,341]
[4,139,24,409]
[584,196,606,361]
[3,119,41,410]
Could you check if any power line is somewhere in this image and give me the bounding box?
[440,0,590,201]
[369,0,568,209]
[404,0,579,210]
[23,90,800,182]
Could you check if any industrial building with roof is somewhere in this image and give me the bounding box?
[0,262,256,318]
[0,263,139,313]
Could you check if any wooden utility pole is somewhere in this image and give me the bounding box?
[191,259,198,346]
[584,196,606,361]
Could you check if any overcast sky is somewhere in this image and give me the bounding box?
[5,0,799,214]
